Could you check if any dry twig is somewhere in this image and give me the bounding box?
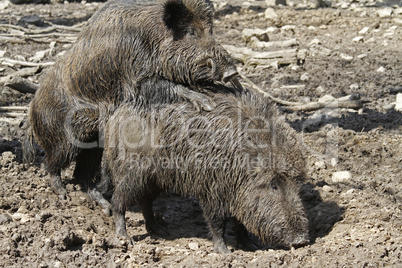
[0,57,54,67]
[4,77,39,94]
[239,72,364,111]
[0,106,28,112]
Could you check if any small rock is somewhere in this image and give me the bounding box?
[340,53,353,62]
[18,15,44,26]
[350,83,359,90]
[300,73,310,81]
[0,50,6,57]
[15,55,26,61]
[395,93,402,112]
[384,103,395,110]
[386,25,398,32]
[377,8,393,18]
[264,7,278,20]
[394,18,402,25]
[57,51,67,57]
[188,242,199,250]
[331,171,352,183]
[0,213,13,225]
[352,36,364,43]
[359,27,370,35]
[300,97,311,103]
[12,213,31,223]
[330,158,337,167]
[0,0,10,9]
[345,189,354,194]
[340,2,349,9]
[291,65,300,71]
[29,50,47,63]
[315,161,326,169]
[318,94,335,103]
[309,38,322,45]
[281,25,296,31]
[322,185,333,192]
[242,2,251,9]
[316,86,326,94]
[376,66,386,73]
[242,28,269,43]
[309,0,325,9]
[226,29,240,37]
[266,0,287,7]
[357,54,367,59]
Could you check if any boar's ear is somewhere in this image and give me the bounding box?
[163,0,193,38]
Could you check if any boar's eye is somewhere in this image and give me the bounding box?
[270,179,281,191]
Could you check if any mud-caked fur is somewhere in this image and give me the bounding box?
[103,91,310,253]
[26,0,238,202]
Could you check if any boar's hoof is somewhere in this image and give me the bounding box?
[212,238,230,254]
[189,93,216,112]
[50,175,70,201]
[146,222,169,237]
[237,236,260,251]
[109,234,134,248]
[87,188,112,216]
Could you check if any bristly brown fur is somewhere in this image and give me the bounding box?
[27,0,237,198]
[103,90,309,252]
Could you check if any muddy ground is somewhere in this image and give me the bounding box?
[0,0,401,267]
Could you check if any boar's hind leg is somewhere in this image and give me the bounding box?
[138,194,169,237]
[111,177,135,244]
[50,170,69,201]
[74,148,111,215]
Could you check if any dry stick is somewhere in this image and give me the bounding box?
[0,57,54,67]
[0,112,27,118]
[0,33,77,38]
[0,23,82,34]
[0,36,26,44]
[239,72,364,111]
[0,35,77,44]
[26,37,77,44]
[0,67,41,85]
[238,72,303,106]
[281,100,364,112]
[5,77,39,94]
[0,106,28,112]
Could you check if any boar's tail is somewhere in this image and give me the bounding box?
[22,122,36,164]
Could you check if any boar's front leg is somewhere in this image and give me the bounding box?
[174,84,216,112]
[233,218,260,251]
[202,209,230,254]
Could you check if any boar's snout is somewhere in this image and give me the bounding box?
[222,68,239,83]
[290,233,310,248]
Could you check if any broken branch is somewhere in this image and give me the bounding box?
[4,76,39,94]
[0,57,54,67]
[239,71,365,111]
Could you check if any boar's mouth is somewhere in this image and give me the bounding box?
[222,68,239,83]
[274,233,310,250]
